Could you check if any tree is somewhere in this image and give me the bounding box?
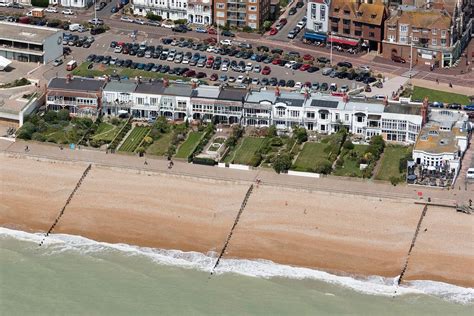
[146,13,163,21]
[31,0,49,7]
[57,109,70,121]
[263,20,272,31]
[343,140,354,150]
[267,125,277,138]
[314,160,333,174]
[17,122,36,140]
[294,127,308,144]
[273,153,292,174]
[154,116,170,133]
[43,111,58,123]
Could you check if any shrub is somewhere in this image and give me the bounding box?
[294,127,308,144]
[273,153,292,174]
[390,176,402,186]
[31,0,49,7]
[17,122,36,140]
[193,157,217,166]
[146,12,163,21]
[143,136,153,145]
[136,147,145,154]
[43,111,58,123]
[174,19,187,25]
[31,132,46,142]
[249,153,263,167]
[313,160,333,174]
[343,140,354,150]
[335,157,344,167]
[399,152,412,173]
[242,26,253,33]
[110,118,120,125]
[263,20,272,31]
[57,109,70,122]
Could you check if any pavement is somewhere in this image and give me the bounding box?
[1,138,473,206]
[1,5,473,90]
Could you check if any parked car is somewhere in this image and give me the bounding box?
[261,66,271,75]
[62,9,74,15]
[392,55,406,63]
[44,7,58,13]
[88,18,104,25]
[288,7,297,15]
[221,30,235,37]
[120,16,134,23]
[269,28,278,35]
[337,61,353,68]
[52,59,63,67]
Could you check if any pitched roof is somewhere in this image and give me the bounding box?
[330,0,386,25]
[103,81,137,93]
[218,88,247,102]
[134,81,166,94]
[387,9,451,29]
[48,77,105,92]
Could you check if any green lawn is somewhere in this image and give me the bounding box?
[92,122,120,142]
[118,126,150,152]
[412,86,470,105]
[375,145,412,181]
[333,145,368,177]
[231,137,266,165]
[292,142,330,172]
[175,131,204,158]
[146,133,173,156]
[72,62,118,77]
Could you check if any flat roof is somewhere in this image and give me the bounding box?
[342,101,385,113]
[164,84,194,97]
[414,123,466,154]
[218,88,247,102]
[103,81,137,93]
[0,22,61,44]
[135,81,166,94]
[246,90,277,103]
[192,86,221,99]
[48,77,105,92]
[384,103,421,115]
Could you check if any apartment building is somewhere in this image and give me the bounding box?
[132,0,188,21]
[382,0,473,67]
[46,77,106,116]
[328,0,388,52]
[304,0,331,42]
[214,0,271,29]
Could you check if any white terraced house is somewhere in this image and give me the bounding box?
[187,0,212,25]
[132,0,188,21]
[48,78,431,145]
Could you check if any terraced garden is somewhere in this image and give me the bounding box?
[333,144,369,177]
[229,137,267,166]
[118,126,150,153]
[175,132,204,158]
[292,142,331,172]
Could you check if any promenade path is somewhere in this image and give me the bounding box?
[2,139,472,206]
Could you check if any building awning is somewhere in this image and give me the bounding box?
[328,37,359,46]
[304,31,327,42]
[0,56,12,70]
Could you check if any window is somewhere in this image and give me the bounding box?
[343,19,350,25]
[291,110,299,118]
[335,113,339,120]
[249,0,256,2]
[217,11,224,17]
[344,10,350,15]
[412,36,418,42]
[354,22,362,27]
[217,3,224,9]
[249,6,257,11]
[320,5,325,21]
[345,114,349,121]
[388,34,395,42]
[357,116,364,123]
[150,97,158,105]
[400,24,408,33]
[355,30,362,36]
[343,28,350,34]
[399,36,407,44]
[320,112,327,120]
[314,22,322,31]
[369,25,375,29]
[249,14,256,20]
[331,26,338,32]
[277,108,285,117]
[369,32,375,37]
[441,38,446,47]
[311,4,316,19]
[307,112,315,119]
[431,38,437,46]
[441,30,447,38]
[432,29,437,35]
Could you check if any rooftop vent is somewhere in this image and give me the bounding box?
[439,139,449,145]
[428,130,439,136]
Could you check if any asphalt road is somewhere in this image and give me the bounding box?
[269,1,307,42]
[1,5,473,90]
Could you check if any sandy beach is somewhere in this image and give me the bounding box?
[1,154,473,288]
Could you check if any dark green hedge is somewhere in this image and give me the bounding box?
[32,0,49,7]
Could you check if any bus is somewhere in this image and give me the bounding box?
[66,60,77,71]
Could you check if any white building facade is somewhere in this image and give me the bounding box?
[49,0,93,8]
[132,0,188,21]
[306,0,330,33]
[187,0,212,25]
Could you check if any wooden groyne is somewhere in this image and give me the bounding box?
[397,204,429,285]
[210,184,254,276]
[38,164,92,246]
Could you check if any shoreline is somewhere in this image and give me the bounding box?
[1,151,473,289]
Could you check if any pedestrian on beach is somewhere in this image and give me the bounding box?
[144,160,148,165]
[436,78,439,84]
[469,199,472,207]
[449,82,453,88]
[24,145,29,152]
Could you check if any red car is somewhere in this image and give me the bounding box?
[279,18,287,26]
[299,64,311,71]
[207,28,217,35]
[209,73,218,81]
[272,58,281,65]
[261,66,271,75]
[269,28,278,35]
[184,70,196,77]
[303,54,314,61]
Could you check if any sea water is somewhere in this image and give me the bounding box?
[1,227,473,315]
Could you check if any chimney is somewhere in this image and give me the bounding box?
[163,78,169,87]
[191,81,197,89]
[66,74,72,83]
[343,94,349,103]
[275,86,280,97]
[383,96,388,106]
[421,96,429,125]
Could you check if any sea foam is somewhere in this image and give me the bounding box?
[1,227,473,304]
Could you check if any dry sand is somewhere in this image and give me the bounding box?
[1,155,473,287]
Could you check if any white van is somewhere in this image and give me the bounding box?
[69,23,81,32]
[322,67,333,76]
[467,168,474,179]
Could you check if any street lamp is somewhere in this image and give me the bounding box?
[329,31,333,65]
[409,34,413,77]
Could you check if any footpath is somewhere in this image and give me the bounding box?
[1,138,472,205]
